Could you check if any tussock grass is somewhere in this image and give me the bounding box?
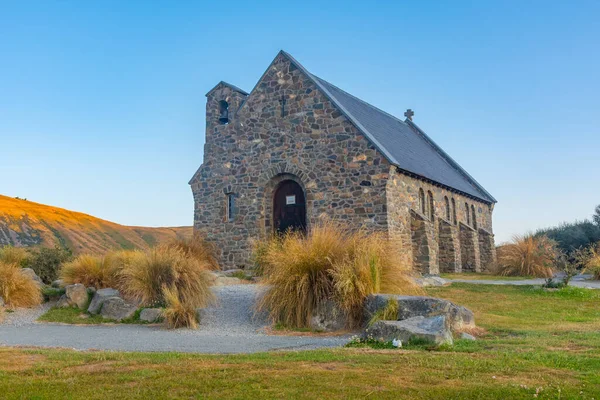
[582,244,600,280]
[165,235,219,270]
[60,254,121,288]
[495,234,556,278]
[0,262,42,308]
[0,246,30,267]
[162,285,199,329]
[257,222,419,329]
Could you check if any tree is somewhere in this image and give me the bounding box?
[593,204,600,226]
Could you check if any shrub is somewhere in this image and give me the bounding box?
[28,246,72,284]
[119,247,215,326]
[257,222,419,329]
[0,262,42,307]
[60,254,122,288]
[162,285,199,329]
[165,235,219,270]
[582,244,600,280]
[0,246,30,267]
[495,235,557,277]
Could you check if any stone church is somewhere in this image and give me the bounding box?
[189,51,497,274]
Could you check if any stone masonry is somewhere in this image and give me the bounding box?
[189,51,497,273]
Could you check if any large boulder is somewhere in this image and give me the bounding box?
[57,284,89,309]
[87,288,120,314]
[100,297,138,321]
[51,279,65,288]
[364,294,475,332]
[21,268,43,285]
[309,300,346,332]
[365,316,453,345]
[139,308,163,323]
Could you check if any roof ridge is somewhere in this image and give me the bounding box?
[205,81,249,97]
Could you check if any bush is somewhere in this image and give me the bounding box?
[495,235,557,278]
[0,246,30,267]
[257,222,419,329]
[119,247,215,328]
[60,254,122,288]
[165,235,219,270]
[0,261,42,307]
[28,246,72,284]
[536,220,600,254]
[582,244,600,280]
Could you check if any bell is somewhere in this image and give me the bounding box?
[218,100,229,124]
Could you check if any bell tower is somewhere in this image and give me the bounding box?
[204,81,248,146]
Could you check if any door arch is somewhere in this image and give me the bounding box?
[273,180,306,234]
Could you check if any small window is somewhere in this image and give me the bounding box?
[451,198,457,225]
[427,191,434,220]
[444,196,450,221]
[471,205,477,229]
[465,202,470,226]
[418,188,425,214]
[218,100,229,125]
[226,193,235,221]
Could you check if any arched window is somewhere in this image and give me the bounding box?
[465,202,470,226]
[444,196,450,221]
[451,198,457,225]
[419,188,425,214]
[427,191,434,220]
[226,193,235,221]
[218,100,229,124]
[471,205,477,229]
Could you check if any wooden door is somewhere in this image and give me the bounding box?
[273,180,306,234]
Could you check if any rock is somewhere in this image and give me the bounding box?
[309,300,346,332]
[100,297,138,321]
[460,332,476,341]
[20,268,43,285]
[87,288,120,315]
[365,316,453,345]
[58,284,89,309]
[221,269,245,277]
[87,287,97,296]
[414,275,449,287]
[364,294,475,333]
[51,279,65,288]
[139,308,163,323]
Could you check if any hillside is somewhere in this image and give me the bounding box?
[0,195,192,254]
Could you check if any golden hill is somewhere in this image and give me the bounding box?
[0,195,192,254]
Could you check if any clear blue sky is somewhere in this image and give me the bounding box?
[1,1,598,243]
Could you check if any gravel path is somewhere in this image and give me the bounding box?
[445,274,600,289]
[0,285,351,354]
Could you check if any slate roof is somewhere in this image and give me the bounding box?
[280,51,496,203]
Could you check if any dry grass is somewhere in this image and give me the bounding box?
[0,262,42,308]
[162,285,199,329]
[257,222,419,329]
[582,243,600,279]
[60,254,122,288]
[119,247,215,327]
[164,234,219,270]
[0,246,30,267]
[495,234,556,277]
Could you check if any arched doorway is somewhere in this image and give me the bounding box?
[273,180,306,234]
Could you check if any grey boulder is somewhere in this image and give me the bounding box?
[100,297,138,321]
[58,284,89,309]
[139,308,163,323]
[364,294,475,332]
[365,316,453,345]
[87,288,120,315]
[309,300,346,332]
[21,268,43,285]
[51,279,65,288]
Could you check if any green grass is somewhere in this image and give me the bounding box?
[440,272,534,281]
[37,306,152,325]
[3,283,600,399]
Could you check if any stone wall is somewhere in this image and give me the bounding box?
[190,54,391,268]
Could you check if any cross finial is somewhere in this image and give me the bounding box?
[404,109,414,121]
